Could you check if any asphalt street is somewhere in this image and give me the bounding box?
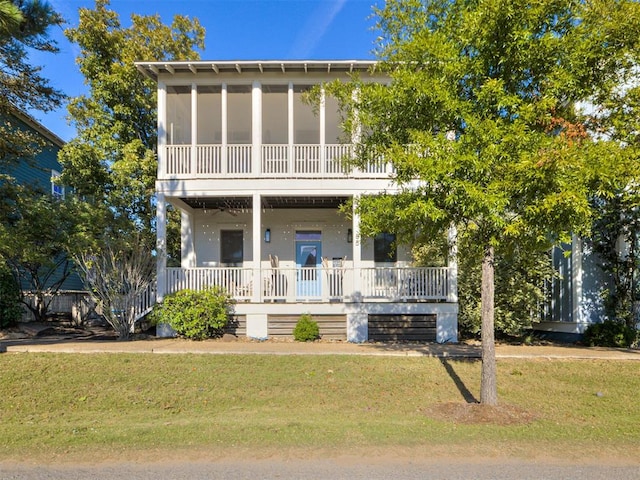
[2,459,638,480]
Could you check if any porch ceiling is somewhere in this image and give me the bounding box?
[181,196,349,211]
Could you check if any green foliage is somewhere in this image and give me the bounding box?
[0,182,88,321]
[0,260,21,328]
[583,320,637,348]
[327,0,640,404]
[293,313,320,342]
[151,287,233,340]
[59,0,204,253]
[589,193,640,329]
[0,0,64,167]
[457,234,556,338]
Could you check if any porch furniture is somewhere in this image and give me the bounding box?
[269,254,287,298]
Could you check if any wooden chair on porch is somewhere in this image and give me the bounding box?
[269,254,286,298]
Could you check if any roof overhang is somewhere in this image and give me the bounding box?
[7,106,65,148]
[181,195,349,211]
[135,60,378,81]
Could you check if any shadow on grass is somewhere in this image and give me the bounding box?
[440,357,478,403]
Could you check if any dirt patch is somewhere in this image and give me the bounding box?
[425,401,537,425]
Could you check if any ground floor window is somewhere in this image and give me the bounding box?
[374,233,397,263]
[221,230,243,265]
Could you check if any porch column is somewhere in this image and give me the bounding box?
[352,195,362,299]
[252,193,262,302]
[571,235,583,324]
[221,83,227,173]
[288,81,294,172]
[157,81,167,178]
[191,83,197,176]
[319,87,326,173]
[156,193,167,302]
[447,224,458,303]
[181,209,196,268]
[252,80,262,176]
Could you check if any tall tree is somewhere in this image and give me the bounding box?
[0,182,89,321]
[330,0,640,404]
[0,0,64,165]
[59,0,205,249]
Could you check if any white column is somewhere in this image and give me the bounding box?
[352,196,362,299]
[447,224,458,303]
[252,80,262,176]
[221,83,228,174]
[319,87,326,173]
[288,81,294,172]
[252,193,262,302]
[181,209,196,268]
[571,235,583,324]
[191,83,197,176]
[156,193,167,302]
[157,81,167,178]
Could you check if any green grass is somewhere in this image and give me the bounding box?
[1,353,639,461]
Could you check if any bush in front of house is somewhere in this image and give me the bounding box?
[583,320,637,348]
[0,263,22,328]
[151,287,234,340]
[293,313,320,342]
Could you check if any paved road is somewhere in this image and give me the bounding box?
[2,459,638,480]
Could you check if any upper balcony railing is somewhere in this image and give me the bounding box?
[162,144,394,179]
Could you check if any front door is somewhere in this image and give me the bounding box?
[296,238,322,298]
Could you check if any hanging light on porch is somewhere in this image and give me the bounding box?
[265,228,271,243]
[347,228,353,243]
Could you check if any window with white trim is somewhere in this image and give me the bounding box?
[51,170,64,199]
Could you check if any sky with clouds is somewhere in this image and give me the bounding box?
[32,0,378,141]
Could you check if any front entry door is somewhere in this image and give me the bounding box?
[296,240,322,298]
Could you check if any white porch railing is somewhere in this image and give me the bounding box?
[166,144,252,177]
[163,144,392,178]
[165,266,454,303]
[133,283,157,321]
[166,267,255,301]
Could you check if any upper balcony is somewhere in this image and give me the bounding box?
[136,60,389,181]
[162,143,393,179]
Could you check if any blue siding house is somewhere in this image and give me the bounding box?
[1,108,85,315]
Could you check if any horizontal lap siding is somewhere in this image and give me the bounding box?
[368,314,437,342]
[268,315,346,340]
[225,315,247,336]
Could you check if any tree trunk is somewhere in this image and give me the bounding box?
[480,244,498,405]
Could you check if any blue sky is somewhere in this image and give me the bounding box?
[31,0,379,141]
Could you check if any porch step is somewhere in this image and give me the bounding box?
[268,314,346,340]
[368,314,437,342]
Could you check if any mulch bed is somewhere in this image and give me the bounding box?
[424,401,538,425]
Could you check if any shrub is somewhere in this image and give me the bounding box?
[583,320,637,348]
[0,264,22,329]
[151,287,233,340]
[293,313,320,342]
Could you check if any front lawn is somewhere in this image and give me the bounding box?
[1,353,638,462]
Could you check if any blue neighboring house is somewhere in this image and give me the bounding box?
[0,108,85,317]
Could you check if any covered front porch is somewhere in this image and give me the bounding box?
[154,192,458,342]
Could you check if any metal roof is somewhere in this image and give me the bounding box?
[135,60,378,81]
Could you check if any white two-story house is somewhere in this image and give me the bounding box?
[136,60,458,343]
